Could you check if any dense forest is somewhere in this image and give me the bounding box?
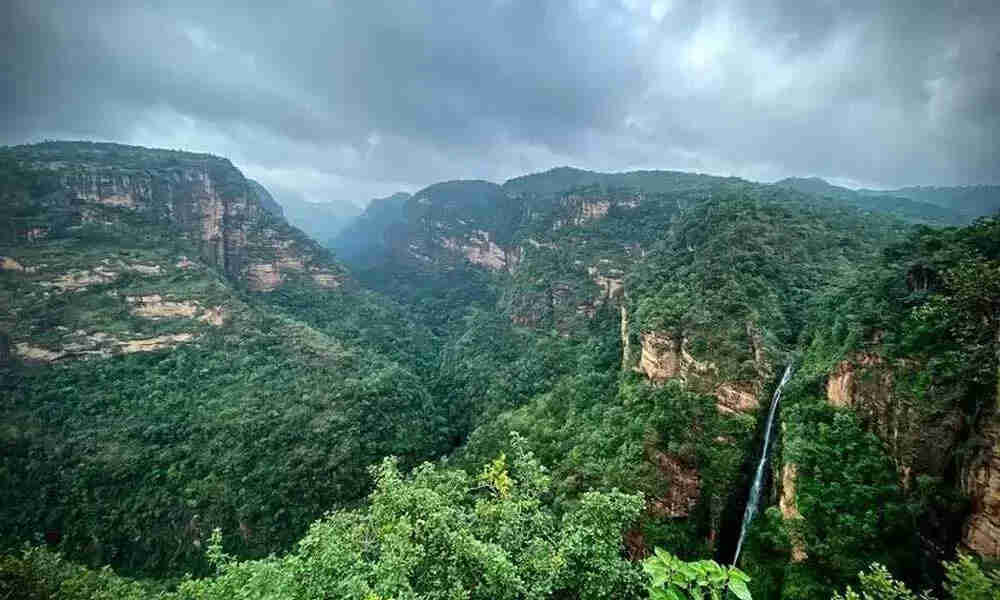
[2,142,999,599]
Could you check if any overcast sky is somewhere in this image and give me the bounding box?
[3,1,998,208]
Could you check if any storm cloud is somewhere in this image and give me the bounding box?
[2,0,998,206]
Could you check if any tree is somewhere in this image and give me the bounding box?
[643,548,752,600]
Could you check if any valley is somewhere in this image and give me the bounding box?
[2,141,999,599]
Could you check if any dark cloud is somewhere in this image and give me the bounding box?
[2,1,998,205]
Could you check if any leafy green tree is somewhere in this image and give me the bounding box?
[833,557,1000,600]
[943,555,1000,600]
[643,548,752,600]
[832,564,931,600]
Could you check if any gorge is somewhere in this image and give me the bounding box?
[1,143,999,599]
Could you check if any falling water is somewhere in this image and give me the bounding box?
[732,364,793,566]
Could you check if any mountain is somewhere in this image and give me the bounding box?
[329,191,410,266]
[2,146,999,599]
[0,141,447,576]
[276,192,361,247]
[320,164,999,594]
[775,176,967,225]
[247,178,284,218]
[859,185,1000,220]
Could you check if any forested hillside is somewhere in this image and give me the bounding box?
[2,145,999,599]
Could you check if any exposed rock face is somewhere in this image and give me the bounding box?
[19,146,342,292]
[715,383,759,415]
[38,259,168,294]
[127,295,199,319]
[125,295,227,325]
[621,306,633,368]
[648,450,702,518]
[638,332,685,380]
[551,192,640,229]
[15,343,65,363]
[637,331,760,413]
[439,230,522,272]
[826,353,889,408]
[440,231,507,270]
[199,306,227,326]
[14,333,197,363]
[825,353,962,488]
[119,334,196,354]
[587,265,624,300]
[1,256,33,272]
[311,273,342,288]
[823,351,1000,557]
[247,263,282,291]
[41,265,119,292]
[779,462,808,562]
[963,413,1000,559]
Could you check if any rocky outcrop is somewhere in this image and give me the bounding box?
[587,265,624,301]
[963,413,1000,559]
[551,192,640,230]
[637,331,761,413]
[648,450,701,518]
[125,295,228,325]
[1,256,36,272]
[824,351,1000,558]
[14,333,197,363]
[638,332,686,380]
[824,353,963,488]
[621,306,633,368]
[779,462,808,562]
[40,265,120,292]
[439,230,521,272]
[37,259,168,293]
[715,382,759,415]
[118,334,196,354]
[826,353,889,409]
[127,295,200,319]
[16,144,343,292]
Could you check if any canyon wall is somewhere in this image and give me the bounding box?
[18,152,343,292]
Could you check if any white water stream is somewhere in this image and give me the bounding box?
[732,364,793,566]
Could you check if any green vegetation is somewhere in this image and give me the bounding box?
[643,549,752,600]
[832,557,1000,600]
[3,143,999,598]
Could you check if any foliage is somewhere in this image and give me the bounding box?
[832,556,1000,600]
[4,141,998,600]
[643,548,752,600]
[780,399,919,590]
[3,439,646,600]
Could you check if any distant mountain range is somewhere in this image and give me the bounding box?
[775,176,1000,224]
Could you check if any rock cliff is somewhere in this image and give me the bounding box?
[633,323,768,415]
[823,351,999,559]
[5,142,343,292]
[963,411,1000,559]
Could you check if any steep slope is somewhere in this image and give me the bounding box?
[247,178,284,218]
[0,142,446,576]
[330,191,410,266]
[333,165,914,575]
[0,141,344,293]
[331,164,1000,599]
[3,147,994,598]
[757,218,1000,596]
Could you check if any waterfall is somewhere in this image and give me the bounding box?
[732,364,793,566]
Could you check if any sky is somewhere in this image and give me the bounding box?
[2,1,998,209]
